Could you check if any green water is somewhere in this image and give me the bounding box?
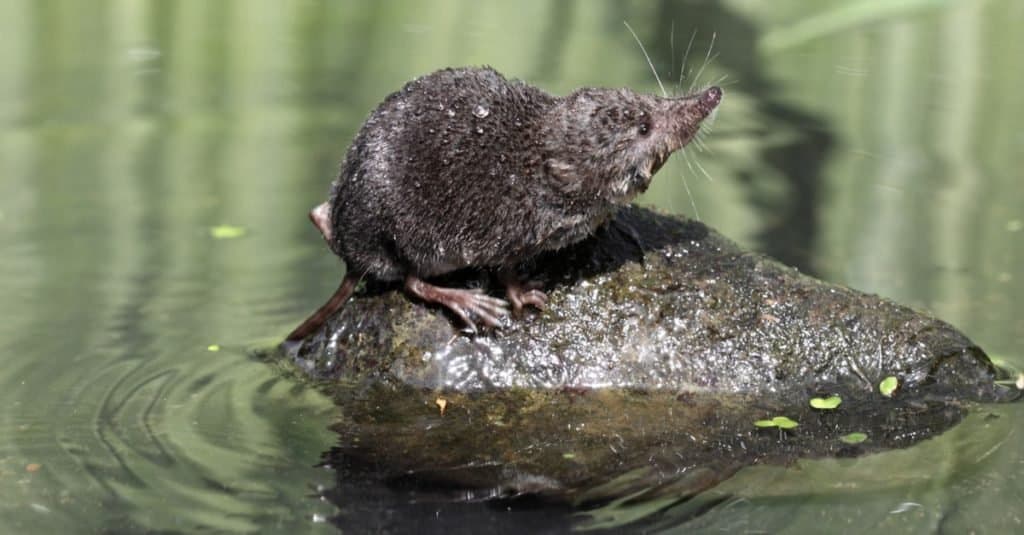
[1,0,1022,532]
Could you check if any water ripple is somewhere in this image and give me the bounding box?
[2,339,336,532]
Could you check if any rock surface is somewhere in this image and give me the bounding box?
[277,206,1017,507]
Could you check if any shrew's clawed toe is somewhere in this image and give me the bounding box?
[405,276,509,332]
[505,281,548,314]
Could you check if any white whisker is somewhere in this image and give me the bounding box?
[693,153,714,182]
[679,149,702,220]
[693,135,709,153]
[679,29,698,89]
[670,20,676,80]
[708,73,733,89]
[689,31,717,93]
[624,21,667,98]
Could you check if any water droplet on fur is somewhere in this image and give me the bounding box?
[437,102,446,111]
[427,128,435,134]
[442,158,451,165]
[472,104,490,118]
[445,109,455,117]
[475,126,484,134]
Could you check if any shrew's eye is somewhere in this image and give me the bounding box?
[638,121,650,136]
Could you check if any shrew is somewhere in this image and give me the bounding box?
[287,66,721,341]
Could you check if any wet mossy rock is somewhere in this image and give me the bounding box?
[281,206,1018,505]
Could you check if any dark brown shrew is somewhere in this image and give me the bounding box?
[287,66,721,341]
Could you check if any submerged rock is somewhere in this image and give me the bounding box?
[278,206,1017,510]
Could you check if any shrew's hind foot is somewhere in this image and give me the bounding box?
[404,275,509,333]
[499,270,548,314]
[504,280,548,314]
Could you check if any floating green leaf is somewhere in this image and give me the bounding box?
[879,376,899,397]
[209,225,247,239]
[840,432,868,444]
[772,416,798,429]
[754,416,799,429]
[207,344,220,352]
[562,452,576,460]
[809,395,842,410]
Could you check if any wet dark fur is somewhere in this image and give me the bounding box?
[286,67,720,341]
[328,66,719,280]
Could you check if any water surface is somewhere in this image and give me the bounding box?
[1,1,1022,532]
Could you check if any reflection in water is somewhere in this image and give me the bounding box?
[0,0,1022,532]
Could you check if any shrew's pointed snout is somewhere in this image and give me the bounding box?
[653,86,724,153]
[701,86,723,110]
[662,86,723,123]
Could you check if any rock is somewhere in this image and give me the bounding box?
[276,206,1018,508]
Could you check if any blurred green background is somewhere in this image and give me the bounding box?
[1,0,1022,532]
